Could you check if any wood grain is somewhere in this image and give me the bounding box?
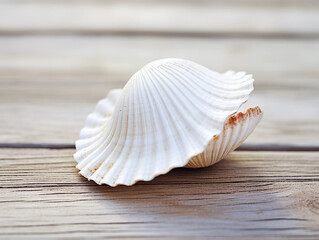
[0,149,318,239]
[1,37,319,84]
[1,76,319,145]
[0,0,319,36]
[1,37,318,145]
[1,1,318,239]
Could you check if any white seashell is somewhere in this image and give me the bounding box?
[74,58,262,186]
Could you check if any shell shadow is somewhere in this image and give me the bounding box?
[80,156,284,219]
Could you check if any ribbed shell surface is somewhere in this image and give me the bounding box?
[74,58,255,186]
[186,107,263,168]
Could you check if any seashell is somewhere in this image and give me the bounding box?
[74,58,263,186]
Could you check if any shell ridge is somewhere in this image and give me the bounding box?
[92,84,141,184]
[158,65,213,141]
[78,93,129,182]
[161,64,226,113]
[168,63,241,101]
[159,64,229,158]
[108,77,139,185]
[75,90,123,151]
[161,63,232,134]
[76,109,122,169]
[148,65,192,166]
[175,61,250,87]
[128,71,151,183]
[144,66,175,178]
[164,63,254,116]
[76,117,111,151]
[110,67,163,185]
[129,66,185,183]
[137,67,163,182]
[142,65,189,177]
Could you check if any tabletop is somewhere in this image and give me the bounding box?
[1,0,319,239]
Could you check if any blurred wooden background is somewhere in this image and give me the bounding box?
[0,0,319,239]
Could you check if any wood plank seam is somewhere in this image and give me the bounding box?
[0,143,319,151]
[0,30,319,40]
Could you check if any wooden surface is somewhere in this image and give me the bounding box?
[1,150,319,239]
[1,37,319,145]
[1,0,319,36]
[0,0,319,239]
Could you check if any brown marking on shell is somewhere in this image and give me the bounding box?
[224,106,262,130]
[213,135,220,141]
[106,162,114,170]
[88,162,103,174]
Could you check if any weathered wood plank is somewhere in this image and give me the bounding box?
[1,76,318,145]
[0,149,318,239]
[0,0,319,35]
[1,37,318,87]
[0,37,318,145]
